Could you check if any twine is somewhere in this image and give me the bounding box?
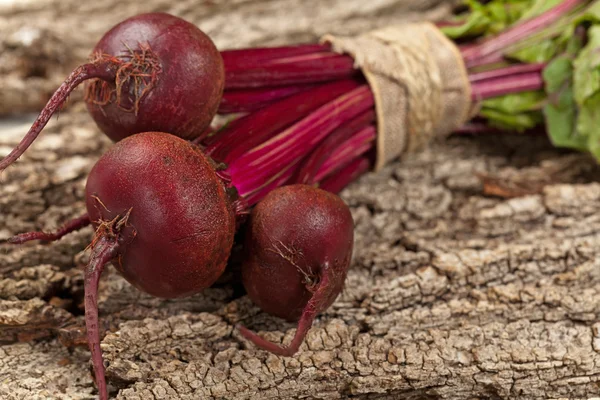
[322,23,472,171]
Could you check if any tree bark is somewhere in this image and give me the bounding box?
[3,1,600,400]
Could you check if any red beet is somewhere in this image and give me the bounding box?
[0,12,224,171]
[82,132,238,399]
[239,184,354,356]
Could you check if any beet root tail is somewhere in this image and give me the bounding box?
[0,62,118,172]
[84,235,120,400]
[6,214,91,244]
[238,262,334,357]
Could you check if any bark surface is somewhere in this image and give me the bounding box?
[3,1,600,400]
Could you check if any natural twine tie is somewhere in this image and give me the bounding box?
[322,22,472,171]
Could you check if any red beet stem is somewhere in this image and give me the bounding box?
[221,44,330,69]
[462,0,586,67]
[190,125,216,145]
[228,85,374,199]
[238,262,335,356]
[84,236,120,400]
[227,52,344,72]
[319,157,371,194]
[313,126,376,182]
[436,20,464,28]
[295,109,375,185]
[206,80,362,163]
[453,123,547,136]
[218,84,316,114]
[467,50,518,70]
[244,163,297,207]
[452,122,510,135]
[224,54,357,89]
[471,72,544,101]
[7,214,91,244]
[0,62,118,172]
[265,52,341,64]
[469,63,546,83]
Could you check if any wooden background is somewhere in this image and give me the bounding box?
[2,1,600,399]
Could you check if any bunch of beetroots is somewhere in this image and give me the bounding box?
[1,13,357,400]
[84,133,354,399]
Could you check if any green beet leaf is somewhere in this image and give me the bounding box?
[543,57,587,151]
[442,0,536,39]
[517,0,565,21]
[573,25,600,105]
[480,108,543,131]
[578,92,600,159]
[572,24,600,160]
[480,91,545,132]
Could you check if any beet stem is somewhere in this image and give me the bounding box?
[218,84,316,114]
[238,262,334,356]
[452,122,510,135]
[295,110,375,185]
[224,54,357,90]
[313,126,376,183]
[206,80,362,163]
[190,125,216,145]
[7,214,91,244]
[221,44,330,69]
[471,72,544,101]
[469,63,546,83]
[319,157,371,194]
[243,162,298,207]
[84,236,120,400]
[228,85,374,199]
[0,62,118,172]
[462,0,586,66]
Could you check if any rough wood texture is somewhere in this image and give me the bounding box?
[4,109,600,399]
[0,0,457,115]
[3,1,600,400]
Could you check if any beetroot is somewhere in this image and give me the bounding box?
[239,184,354,356]
[0,12,224,171]
[82,132,238,399]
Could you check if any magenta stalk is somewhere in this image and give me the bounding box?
[471,72,544,101]
[0,62,118,172]
[313,126,376,182]
[469,63,546,83]
[462,0,587,67]
[221,44,330,69]
[295,109,375,184]
[227,85,374,199]
[319,157,371,194]
[218,84,316,114]
[206,80,362,163]
[6,214,91,244]
[224,54,357,89]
